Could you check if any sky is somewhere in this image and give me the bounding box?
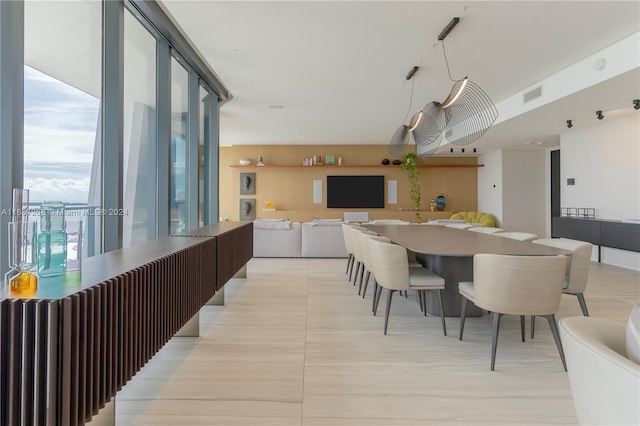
[23,66,99,203]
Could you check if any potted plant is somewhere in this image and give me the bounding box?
[401,152,423,221]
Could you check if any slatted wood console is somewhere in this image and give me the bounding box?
[0,222,252,425]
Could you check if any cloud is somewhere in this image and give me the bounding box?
[24,177,91,203]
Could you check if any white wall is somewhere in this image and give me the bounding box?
[502,150,546,236]
[477,150,503,225]
[478,149,546,236]
[560,114,640,269]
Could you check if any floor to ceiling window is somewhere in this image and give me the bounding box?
[199,83,210,227]
[170,56,189,234]
[23,0,102,255]
[123,8,157,247]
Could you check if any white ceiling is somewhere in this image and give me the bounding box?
[164,1,640,152]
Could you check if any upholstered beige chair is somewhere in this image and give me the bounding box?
[359,234,392,311]
[559,316,640,425]
[459,254,567,370]
[493,231,538,242]
[371,219,410,225]
[468,226,505,234]
[445,223,475,230]
[531,238,593,337]
[351,228,379,293]
[369,238,446,335]
[341,224,366,280]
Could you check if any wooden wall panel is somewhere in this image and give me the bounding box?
[220,145,479,222]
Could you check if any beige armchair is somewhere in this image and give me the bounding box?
[459,254,567,371]
[369,238,446,336]
[559,316,640,425]
[468,226,505,234]
[341,224,366,280]
[532,238,593,337]
[493,231,538,242]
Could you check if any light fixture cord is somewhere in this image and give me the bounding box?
[441,40,457,81]
[402,73,416,124]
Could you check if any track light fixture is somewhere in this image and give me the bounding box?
[596,110,604,120]
[634,99,640,110]
[566,120,573,128]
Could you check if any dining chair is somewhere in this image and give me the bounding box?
[458,254,567,371]
[369,238,446,336]
[359,234,392,309]
[371,219,410,225]
[341,224,366,280]
[445,223,475,230]
[531,238,593,338]
[468,226,505,234]
[351,228,379,293]
[493,231,538,242]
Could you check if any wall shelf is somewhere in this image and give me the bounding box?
[230,164,484,168]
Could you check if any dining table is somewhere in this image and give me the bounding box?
[365,224,572,317]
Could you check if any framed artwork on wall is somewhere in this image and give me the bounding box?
[240,172,256,194]
[325,154,336,165]
[239,199,255,221]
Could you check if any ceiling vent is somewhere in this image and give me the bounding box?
[523,86,542,103]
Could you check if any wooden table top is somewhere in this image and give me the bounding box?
[366,224,572,257]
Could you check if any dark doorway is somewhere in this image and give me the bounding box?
[551,150,560,236]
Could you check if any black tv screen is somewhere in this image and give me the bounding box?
[327,175,385,208]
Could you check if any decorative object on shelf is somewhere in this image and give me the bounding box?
[338,157,342,166]
[401,152,423,221]
[436,193,446,211]
[325,154,336,165]
[6,220,38,297]
[65,219,83,272]
[257,155,265,166]
[578,208,596,218]
[238,159,251,166]
[5,188,38,296]
[388,17,498,159]
[430,199,438,211]
[239,199,256,221]
[37,201,67,277]
[264,201,275,211]
[381,158,390,165]
[392,159,402,165]
[240,172,256,195]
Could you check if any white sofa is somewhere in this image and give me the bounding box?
[253,221,302,257]
[301,222,348,258]
[559,316,640,425]
[253,220,348,258]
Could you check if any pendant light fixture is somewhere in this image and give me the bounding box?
[389,17,499,158]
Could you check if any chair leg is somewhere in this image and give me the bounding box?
[530,315,536,339]
[384,289,395,335]
[520,315,525,342]
[352,261,361,285]
[490,312,503,371]
[373,283,383,316]
[543,314,567,371]
[436,290,447,336]
[576,293,589,316]
[357,266,365,294]
[372,281,378,312]
[419,291,425,314]
[361,271,371,298]
[348,258,356,281]
[346,253,353,275]
[459,297,468,341]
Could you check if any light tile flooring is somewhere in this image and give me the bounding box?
[117,258,639,425]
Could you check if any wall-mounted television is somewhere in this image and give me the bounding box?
[327,175,385,208]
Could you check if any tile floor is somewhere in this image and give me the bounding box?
[116,258,640,425]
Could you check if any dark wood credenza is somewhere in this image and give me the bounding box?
[552,217,640,261]
[0,222,252,426]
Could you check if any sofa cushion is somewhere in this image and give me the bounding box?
[450,211,497,227]
[253,222,302,257]
[627,304,640,364]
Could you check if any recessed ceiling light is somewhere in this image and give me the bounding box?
[269,105,284,109]
[593,58,606,71]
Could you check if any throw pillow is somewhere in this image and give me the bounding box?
[627,304,640,364]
